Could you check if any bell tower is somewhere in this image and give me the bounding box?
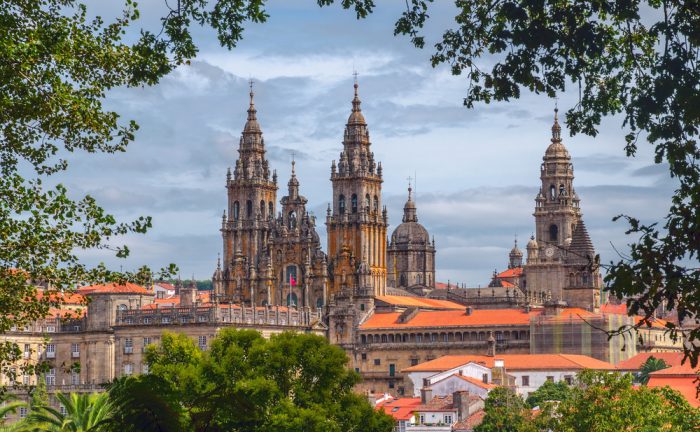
[533,108,581,251]
[326,79,388,298]
[219,82,278,303]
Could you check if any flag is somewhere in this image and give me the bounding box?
[289,274,296,287]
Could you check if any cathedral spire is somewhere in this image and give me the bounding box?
[551,106,561,143]
[243,79,261,134]
[288,156,299,198]
[347,75,366,126]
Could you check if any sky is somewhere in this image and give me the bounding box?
[66,0,676,285]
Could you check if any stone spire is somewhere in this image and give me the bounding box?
[402,181,418,223]
[347,74,366,126]
[243,80,261,135]
[287,158,299,198]
[568,221,595,263]
[509,237,523,268]
[544,107,570,160]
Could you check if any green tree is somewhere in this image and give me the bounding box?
[553,370,700,431]
[25,392,113,432]
[108,329,393,432]
[30,375,50,410]
[0,394,26,431]
[367,0,700,364]
[475,386,535,432]
[525,379,571,408]
[638,356,669,385]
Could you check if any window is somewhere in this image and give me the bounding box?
[124,363,133,376]
[360,303,365,311]
[373,196,378,212]
[388,380,395,389]
[419,415,425,425]
[59,405,67,416]
[45,343,55,359]
[288,211,296,229]
[260,200,266,218]
[71,372,79,385]
[198,315,207,322]
[142,363,149,374]
[398,387,405,395]
[361,353,367,360]
[374,359,381,366]
[549,224,558,242]
[338,195,346,214]
[246,200,252,218]
[564,375,574,385]
[23,344,31,359]
[521,375,530,386]
[45,325,56,333]
[198,335,207,350]
[233,201,240,220]
[415,334,422,343]
[46,368,56,386]
[351,194,358,213]
[546,376,554,382]
[161,317,170,324]
[19,407,27,419]
[389,364,396,376]
[550,184,556,199]
[71,343,80,358]
[23,374,30,385]
[444,415,453,424]
[410,358,419,366]
[144,317,151,324]
[482,373,489,383]
[124,338,133,354]
[268,202,274,217]
[143,337,153,352]
[365,194,370,210]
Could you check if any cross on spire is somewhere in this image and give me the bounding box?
[353,70,358,84]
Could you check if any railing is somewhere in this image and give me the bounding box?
[116,304,323,328]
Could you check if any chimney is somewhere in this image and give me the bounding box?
[492,359,507,386]
[466,306,473,316]
[453,390,470,422]
[487,331,496,357]
[180,286,197,308]
[420,386,433,404]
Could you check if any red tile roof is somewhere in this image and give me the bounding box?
[453,374,496,389]
[647,365,700,407]
[36,290,85,305]
[415,395,457,412]
[359,308,533,330]
[403,354,615,373]
[78,282,151,295]
[376,397,422,421]
[453,409,485,431]
[497,267,523,278]
[46,307,86,319]
[375,295,464,310]
[616,352,686,371]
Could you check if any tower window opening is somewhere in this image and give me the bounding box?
[559,184,565,196]
[233,201,240,220]
[339,195,346,214]
[246,200,252,218]
[260,200,266,218]
[549,185,556,200]
[373,195,378,212]
[351,194,358,213]
[269,201,274,217]
[288,211,297,229]
[549,224,559,242]
[365,194,370,211]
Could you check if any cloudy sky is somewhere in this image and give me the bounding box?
[68,1,675,285]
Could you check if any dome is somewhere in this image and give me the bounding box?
[544,108,570,160]
[243,89,262,134]
[527,235,538,250]
[347,82,366,125]
[510,243,523,257]
[392,221,430,245]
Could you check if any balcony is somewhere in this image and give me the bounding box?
[46,352,55,359]
[71,352,80,358]
[123,346,133,354]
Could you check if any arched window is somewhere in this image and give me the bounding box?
[233,201,240,220]
[286,265,297,286]
[316,297,324,308]
[269,201,274,217]
[260,200,266,218]
[351,194,358,213]
[373,195,379,212]
[549,224,558,242]
[118,304,127,311]
[582,273,589,285]
[559,184,565,196]
[288,211,297,229]
[400,274,407,286]
[416,274,422,284]
[339,195,346,214]
[550,185,556,200]
[246,200,252,218]
[365,194,370,210]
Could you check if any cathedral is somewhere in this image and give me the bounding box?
[212,79,601,315]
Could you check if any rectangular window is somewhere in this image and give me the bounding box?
[143,317,151,324]
[361,353,367,360]
[124,338,133,354]
[23,374,30,385]
[161,317,170,324]
[419,415,425,425]
[46,368,56,386]
[546,376,554,382]
[45,325,56,333]
[143,337,153,352]
[19,407,27,418]
[71,343,80,358]
[388,380,395,389]
[24,344,31,359]
[482,373,489,383]
[389,364,396,377]
[444,415,453,424]
[410,358,419,366]
[398,387,405,395]
[124,363,133,376]
[45,344,56,359]
[157,291,165,299]
[198,336,207,350]
[59,405,67,416]
[521,375,530,386]
[416,334,422,343]
[142,363,149,375]
[564,375,573,385]
[374,359,381,366]
[71,372,79,385]
[198,315,207,322]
